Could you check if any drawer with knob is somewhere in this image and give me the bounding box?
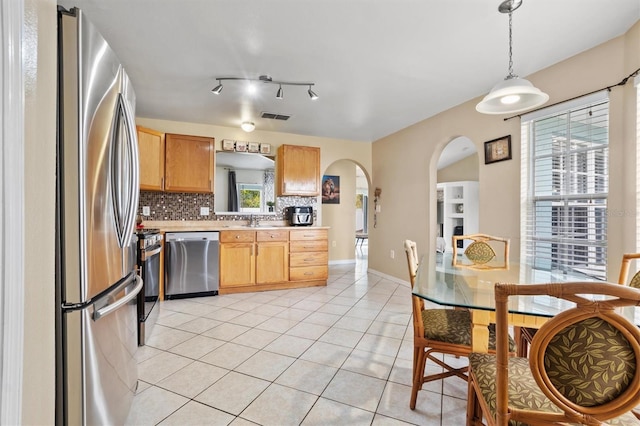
[220,230,255,243]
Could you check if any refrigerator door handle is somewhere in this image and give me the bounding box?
[111,90,140,249]
[121,91,139,248]
[93,274,143,321]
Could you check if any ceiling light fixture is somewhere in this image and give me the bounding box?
[476,0,549,115]
[240,121,255,132]
[211,75,318,100]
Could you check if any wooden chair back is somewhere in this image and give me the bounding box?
[404,240,425,338]
[452,233,509,268]
[618,252,640,288]
[494,281,640,425]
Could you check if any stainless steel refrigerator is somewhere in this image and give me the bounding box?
[56,7,142,425]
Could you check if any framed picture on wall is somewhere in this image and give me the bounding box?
[248,142,260,153]
[484,135,512,164]
[235,141,248,152]
[322,175,340,204]
[222,139,235,151]
[260,143,271,154]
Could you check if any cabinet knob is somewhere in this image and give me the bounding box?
[235,235,240,239]
[270,235,275,238]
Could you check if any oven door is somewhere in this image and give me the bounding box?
[137,243,161,345]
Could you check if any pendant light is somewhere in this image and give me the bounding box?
[476,0,548,115]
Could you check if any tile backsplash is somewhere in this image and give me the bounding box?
[138,191,317,221]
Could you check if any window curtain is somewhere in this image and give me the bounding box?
[227,170,238,212]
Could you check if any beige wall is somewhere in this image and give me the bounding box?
[437,153,479,183]
[136,118,372,260]
[23,0,57,423]
[370,21,640,282]
[322,161,357,261]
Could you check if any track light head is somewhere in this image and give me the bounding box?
[276,85,284,99]
[308,86,318,100]
[211,81,223,94]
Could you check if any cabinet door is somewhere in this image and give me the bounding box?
[277,145,320,196]
[256,242,288,284]
[137,126,165,191]
[165,133,214,193]
[219,243,255,287]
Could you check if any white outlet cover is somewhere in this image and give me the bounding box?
[200,206,210,216]
[142,206,151,216]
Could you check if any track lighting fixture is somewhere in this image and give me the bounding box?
[211,75,318,100]
[476,0,548,115]
[241,121,255,132]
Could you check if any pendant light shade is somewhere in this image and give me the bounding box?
[476,0,548,115]
[476,76,549,114]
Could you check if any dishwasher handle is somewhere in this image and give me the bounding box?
[165,231,219,242]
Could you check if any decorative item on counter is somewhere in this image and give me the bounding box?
[235,141,247,152]
[248,142,260,153]
[260,143,271,154]
[136,214,144,230]
[266,201,275,212]
[222,139,235,151]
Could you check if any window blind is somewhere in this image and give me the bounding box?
[522,95,609,280]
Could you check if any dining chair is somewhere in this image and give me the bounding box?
[467,281,640,426]
[403,240,514,410]
[452,233,509,269]
[618,252,640,288]
[519,252,640,358]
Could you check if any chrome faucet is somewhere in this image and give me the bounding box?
[249,214,258,227]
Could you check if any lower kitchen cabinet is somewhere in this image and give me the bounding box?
[256,230,289,284]
[289,229,329,281]
[219,231,255,287]
[218,228,327,294]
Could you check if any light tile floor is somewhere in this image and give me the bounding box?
[126,248,469,425]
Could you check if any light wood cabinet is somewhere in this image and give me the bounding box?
[165,133,215,193]
[218,228,327,294]
[276,145,320,196]
[256,230,289,284]
[289,229,328,281]
[137,126,165,191]
[220,231,255,287]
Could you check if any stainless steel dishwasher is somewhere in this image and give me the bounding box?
[165,232,219,299]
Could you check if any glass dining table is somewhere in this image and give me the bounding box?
[413,253,640,353]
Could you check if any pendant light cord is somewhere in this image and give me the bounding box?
[507,11,516,79]
[503,66,640,121]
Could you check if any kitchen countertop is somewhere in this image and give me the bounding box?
[140,220,329,233]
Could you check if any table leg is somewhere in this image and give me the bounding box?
[471,310,491,353]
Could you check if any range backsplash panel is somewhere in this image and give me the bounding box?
[138,191,317,221]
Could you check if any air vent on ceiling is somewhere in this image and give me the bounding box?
[261,112,291,121]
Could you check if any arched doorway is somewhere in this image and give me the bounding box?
[320,159,371,263]
[436,136,479,253]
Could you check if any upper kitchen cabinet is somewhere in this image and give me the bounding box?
[137,126,165,191]
[276,144,320,196]
[165,133,215,193]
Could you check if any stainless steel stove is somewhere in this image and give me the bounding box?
[136,228,162,345]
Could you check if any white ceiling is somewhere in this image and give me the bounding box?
[58,0,639,143]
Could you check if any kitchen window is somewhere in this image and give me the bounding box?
[238,183,263,213]
[521,91,609,280]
